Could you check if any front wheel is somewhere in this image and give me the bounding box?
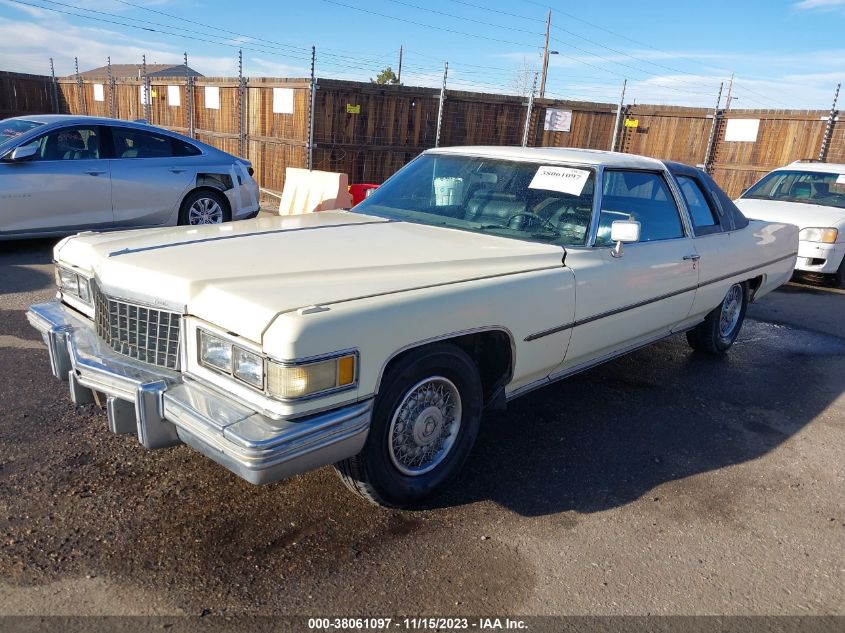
[686,282,748,354]
[334,344,483,508]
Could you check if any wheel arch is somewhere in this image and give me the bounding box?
[179,185,232,221]
[374,327,515,409]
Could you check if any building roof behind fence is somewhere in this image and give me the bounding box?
[68,64,203,79]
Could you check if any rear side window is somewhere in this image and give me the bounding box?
[596,170,685,245]
[676,175,721,235]
[111,127,200,159]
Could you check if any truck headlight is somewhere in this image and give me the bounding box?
[267,353,356,400]
[799,227,838,244]
[56,266,91,304]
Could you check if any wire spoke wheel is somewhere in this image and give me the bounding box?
[187,197,224,225]
[719,283,743,338]
[388,376,462,477]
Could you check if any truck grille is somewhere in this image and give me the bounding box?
[92,283,182,370]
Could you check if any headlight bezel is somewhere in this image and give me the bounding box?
[799,227,839,244]
[56,265,92,305]
[196,327,358,401]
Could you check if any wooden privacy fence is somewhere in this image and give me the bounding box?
[2,70,842,198]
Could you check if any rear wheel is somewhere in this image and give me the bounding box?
[178,189,230,226]
[686,282,748,355]
[335,344,483,508]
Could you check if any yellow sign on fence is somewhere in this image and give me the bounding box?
[624,118,639,128]
[346,104,361,114]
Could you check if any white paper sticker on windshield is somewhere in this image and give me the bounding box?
[529,166,590,196]
[837,174,845,185]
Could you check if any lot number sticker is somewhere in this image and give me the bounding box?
[529,166,591,196]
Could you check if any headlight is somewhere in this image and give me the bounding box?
[198,329,265,389]
[799,227,838,244]
[267,353,356,400]
[233,347,264,388]
[199,330,233,372]
[56,266,91,304]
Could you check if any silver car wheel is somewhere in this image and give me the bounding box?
[187,197,224,225]
[388,376,462,477]
[719,283,743,338]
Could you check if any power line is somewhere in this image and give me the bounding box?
[383,0,544,37]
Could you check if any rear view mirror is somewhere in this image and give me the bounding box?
[9,143,38,162]
[610,220,641,258]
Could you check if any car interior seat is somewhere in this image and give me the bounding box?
[790,181,812,199]
[464,191,527,225]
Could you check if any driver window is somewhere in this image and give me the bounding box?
[596,170,685,246]
[31,126,102,161]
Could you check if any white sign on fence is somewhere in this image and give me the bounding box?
[273,87,295,114]
[167,85,181,107]
[93,84,104,102]
[724,118,760,142]
[139,85,150,106]
[544,108,573,132]
[205,86,220,110]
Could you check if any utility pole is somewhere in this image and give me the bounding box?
[819,83,841,162]
[610,78,627,152]
[435,61,449,148]
[703,81,724,174]
[724,73,738,111]
[539,10,551,98]
[397,45,403,84]
[522,72,538,147]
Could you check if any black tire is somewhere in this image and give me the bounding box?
[834,257,845,289]
[178,189,231,226]
[686,282,748,355]
[335,344,483,508]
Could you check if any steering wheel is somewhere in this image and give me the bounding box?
[505,212,560,234]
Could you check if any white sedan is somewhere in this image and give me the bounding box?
[28,147,797,508]
[735,160,845,287]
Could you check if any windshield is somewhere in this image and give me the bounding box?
[0,119,44,152]
[743,169,845,210]
[353,154,596,247]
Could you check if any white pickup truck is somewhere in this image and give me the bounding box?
[28,147,798,508]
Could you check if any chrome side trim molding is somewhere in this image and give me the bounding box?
[524,252,798,342]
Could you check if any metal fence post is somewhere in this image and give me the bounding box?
[49,57,59,113]
[522,72,538,147]
[610,79,627,152]
[435,62,449,148]
[184,53,194,138]
[238,49,248,158]
[818,83,840,162]
[107,56,115,118]
[74,57,86,115]
[308,46,316,170]
[142,54,150,122]
[703,82,725,174]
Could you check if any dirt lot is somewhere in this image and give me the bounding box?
[1,239,843,618]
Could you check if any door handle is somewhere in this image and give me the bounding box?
[169,167,186,174]
[683,254,701,261]
[84,169,106,176]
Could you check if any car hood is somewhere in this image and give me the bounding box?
[56,212,563,342]
[735,198,845,232]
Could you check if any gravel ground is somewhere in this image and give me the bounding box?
[0,238,843,618]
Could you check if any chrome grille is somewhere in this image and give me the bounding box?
[92,283,182,370]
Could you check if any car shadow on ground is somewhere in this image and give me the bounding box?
[432,320,845,517]
[0,238,56,296]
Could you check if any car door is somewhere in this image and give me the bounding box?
[0,124,113,235]
[553,168,699,374]
[108,126,196,227]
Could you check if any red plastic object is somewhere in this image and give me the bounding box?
[348,183,379,206]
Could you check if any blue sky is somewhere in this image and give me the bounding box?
[1,0,843,108]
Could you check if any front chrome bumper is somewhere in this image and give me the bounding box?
[27,301,372,485]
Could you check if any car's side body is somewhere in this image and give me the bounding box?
[735,160,845,282]
[27,147,798,505]
[0,115,259,239]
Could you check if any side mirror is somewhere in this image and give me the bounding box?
[610,220,641,258]
[9,143,38,162]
